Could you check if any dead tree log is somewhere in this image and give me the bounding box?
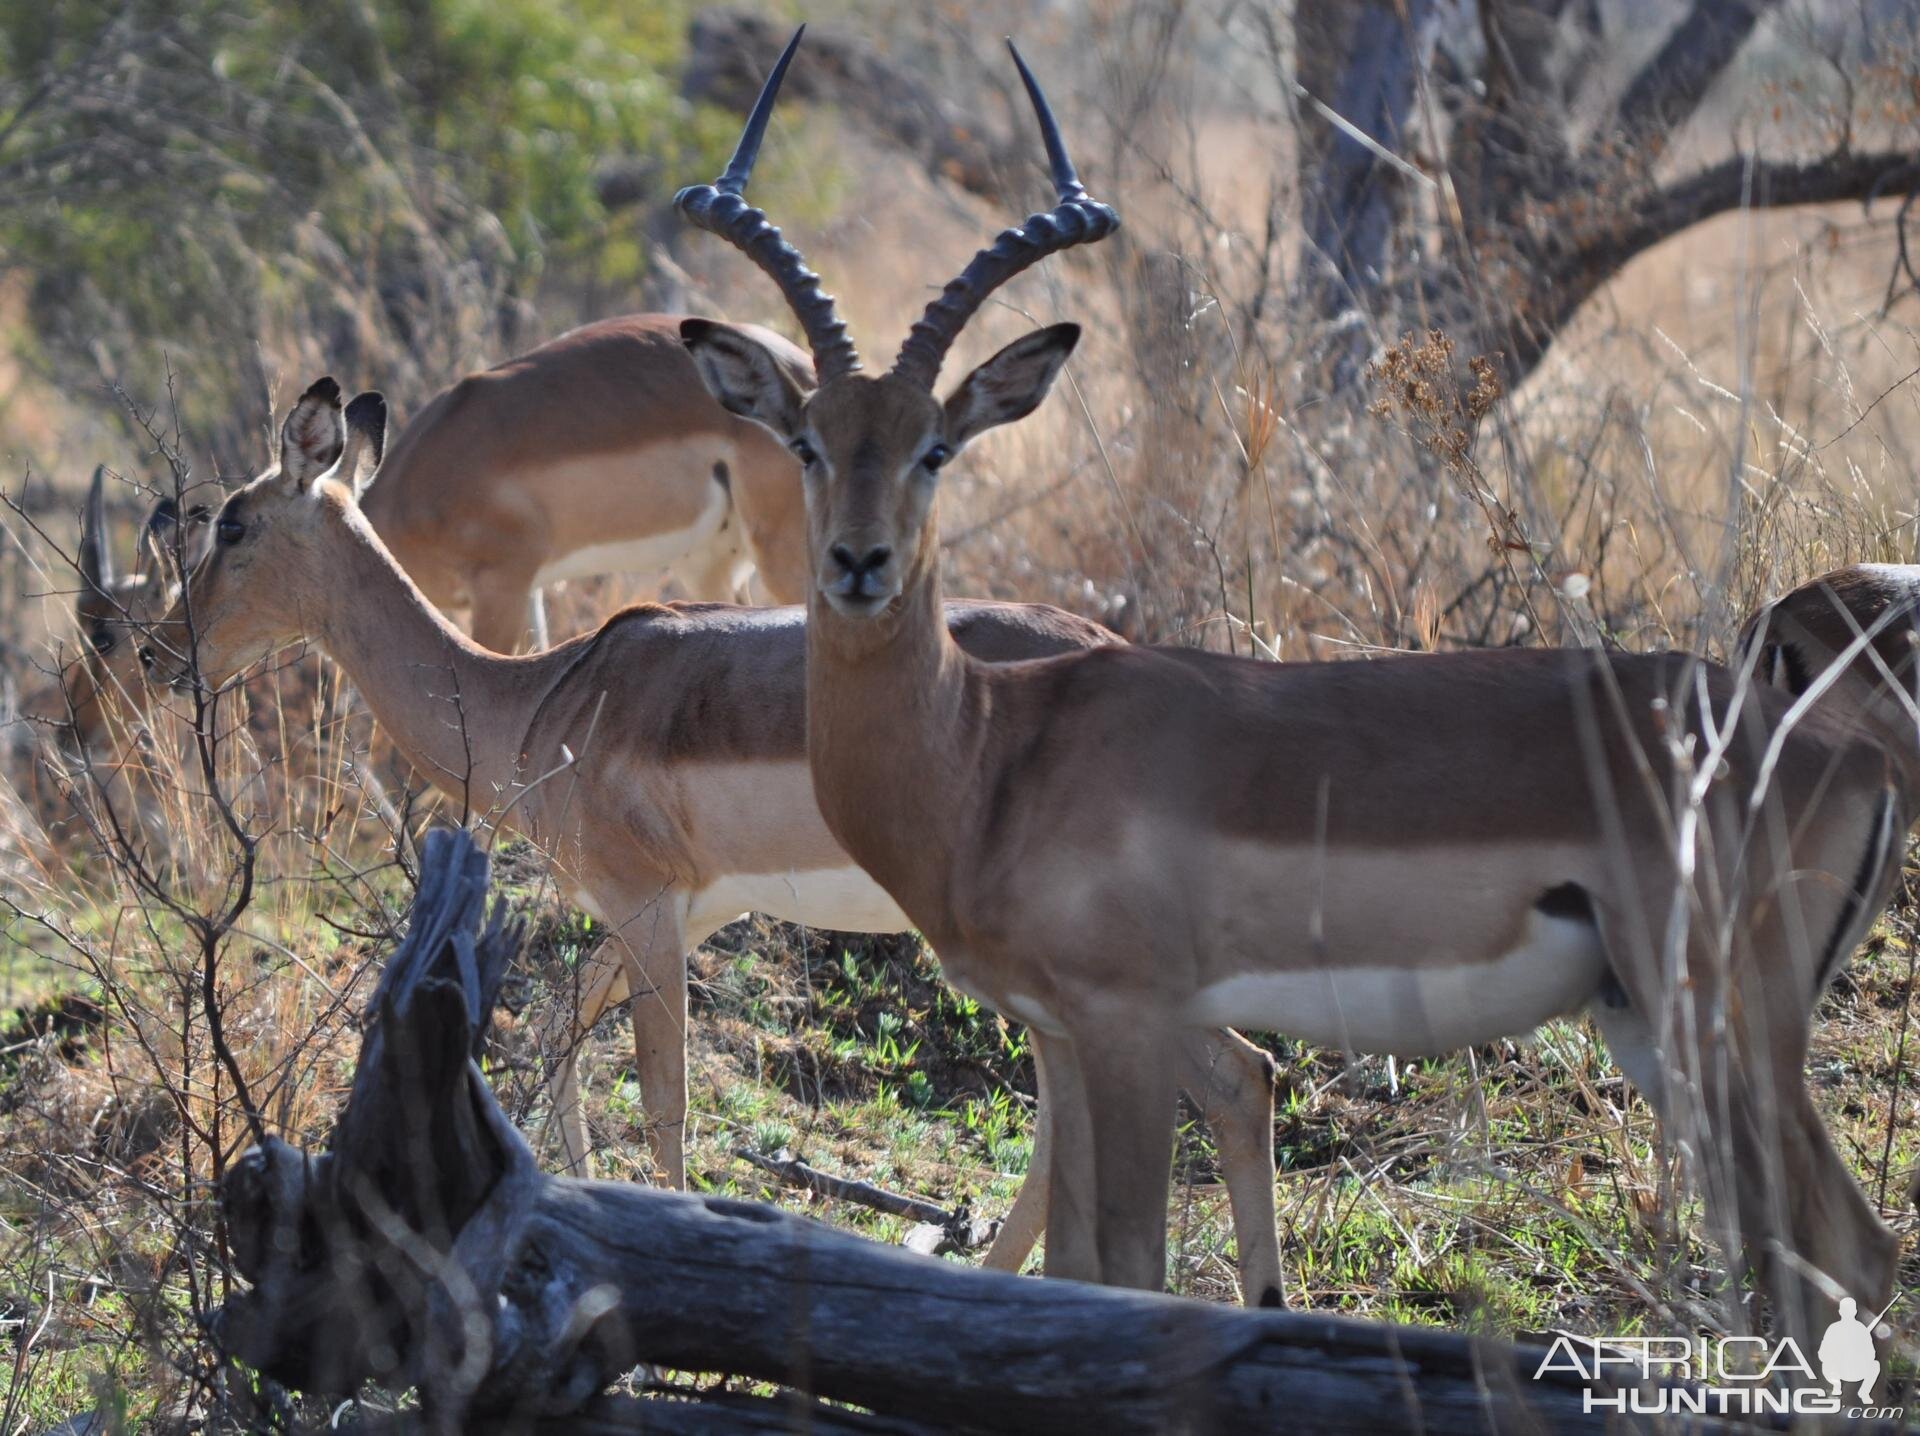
[216,829,1768,1434]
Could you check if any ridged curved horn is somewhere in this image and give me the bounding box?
[79,465,114,593]
[673,26,861,385]
[891,42,1119,390]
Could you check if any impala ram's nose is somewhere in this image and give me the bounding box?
[826,543,894,606]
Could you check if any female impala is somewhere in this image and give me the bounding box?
[1740,564,1920,735]
[362,315,817,652]
[676,29,1912,1337]
[64,467,205,755]
[5,469,209,848]
[145,377,1284,1302]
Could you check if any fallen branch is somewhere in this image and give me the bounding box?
[735,1147,998,1256]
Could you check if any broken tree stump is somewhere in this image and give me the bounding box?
[214,829,1753,1433]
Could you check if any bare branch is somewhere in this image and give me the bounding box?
[1605,0,1784,147]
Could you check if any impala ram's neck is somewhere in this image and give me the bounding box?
[805,563,976,928]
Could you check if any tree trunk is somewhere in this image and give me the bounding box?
[1293,0,1437,387]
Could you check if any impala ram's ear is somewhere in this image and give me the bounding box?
[942,323,1079,452]
[681,319,809,443]
[279,377,345,490]
[78,465,115,594]
[340,392,388,499]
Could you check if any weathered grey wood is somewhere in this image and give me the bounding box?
[217,830,1787,1435]
[736,1146,998,1255]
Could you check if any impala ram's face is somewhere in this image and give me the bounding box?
[681,319,1081,620]
[789,375,948,616]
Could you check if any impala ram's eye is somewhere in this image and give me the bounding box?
[217,516,245,545]
[921,443,952,473]
[790,438,819,467]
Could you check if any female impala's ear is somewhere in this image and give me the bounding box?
[340,392,388,499]
[279,377,345,490]
[943,323,1080,451]
[681,319,809,441]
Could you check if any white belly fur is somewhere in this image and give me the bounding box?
[690,866,910,938]
[1186,910,1606,1055]
[534,475,730,586]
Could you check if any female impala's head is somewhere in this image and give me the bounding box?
[674,28,1115,620]
[144,378,386,690]
[61,466,209,750]
[1738,564,1920,738]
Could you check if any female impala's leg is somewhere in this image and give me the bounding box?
[525,588,551,651]
[1074,1016,1179,1292]
[1731,812,1902,1343]
[539,885,692,1186]
[981,1039,1054,1273]
[1595,809,1900,1345]
[1175,1029,1282,1307]
[469,565,542,654]
[613,892,693,1187]
[1033,1032,1101,1283]
[670,525,752,604]
[539,935,631,1175]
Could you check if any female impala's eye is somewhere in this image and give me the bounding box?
[790,439,819,467]
[217,516,245,545]
[89,625,115,654]
[922,443,951,473]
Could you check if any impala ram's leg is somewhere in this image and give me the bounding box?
[539,937,631,1177]
[980,1038,1054,1274]
[1176,1029,1282,1307]
[1034,1032,1101,1283]
[469,567,541,655]
[618,895,693,1188]
[1077,1022,1178,1292]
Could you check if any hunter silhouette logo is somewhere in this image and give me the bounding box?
[1534,1296,1904,1418]
[1819,1297,1883,1402]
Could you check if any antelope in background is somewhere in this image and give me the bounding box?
[1741,564,1920,739]
[2,469,206,849]
[38,316,818,830]
[676,29,1913,1340]
[362,315,816,652]
[143,377,1286,1304]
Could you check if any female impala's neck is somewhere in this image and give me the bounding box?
[304,499,546,813]
[805,558,975,923]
